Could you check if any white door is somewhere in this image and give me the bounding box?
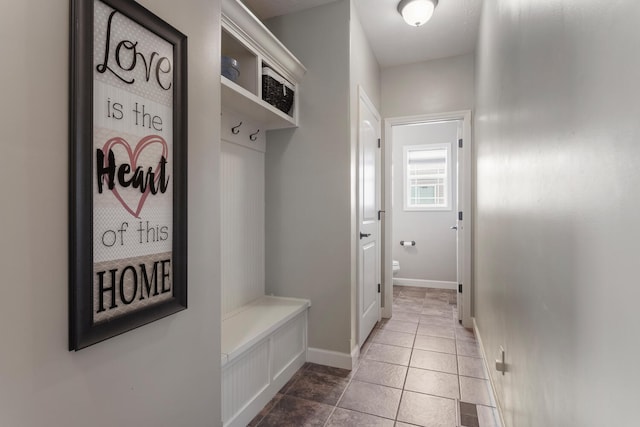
[358,87,381,347]
[455,123,464,322]
[454,117,472,327]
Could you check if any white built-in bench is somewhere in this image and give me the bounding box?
[221,295,310,427]
[219,2,308,422]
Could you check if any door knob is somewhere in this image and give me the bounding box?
[360,232,371,239]
[450,226,458,230]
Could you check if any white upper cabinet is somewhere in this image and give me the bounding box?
[221,0,306,129]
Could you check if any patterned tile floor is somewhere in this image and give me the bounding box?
[249,286,502,427]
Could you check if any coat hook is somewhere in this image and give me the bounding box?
[231,121,242,134]
[249,129,260,141]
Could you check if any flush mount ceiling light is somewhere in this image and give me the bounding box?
[397,0,438,27]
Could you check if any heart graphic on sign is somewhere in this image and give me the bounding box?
[100,135,169,218]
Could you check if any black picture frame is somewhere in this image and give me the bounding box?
[69,0,187,351]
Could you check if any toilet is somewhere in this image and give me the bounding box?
[392,260,400,275]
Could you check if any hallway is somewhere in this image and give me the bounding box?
[249,286,500,426]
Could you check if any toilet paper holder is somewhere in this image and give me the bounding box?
[400,240,416,246]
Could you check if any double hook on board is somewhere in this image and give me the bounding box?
[231,121,260,142]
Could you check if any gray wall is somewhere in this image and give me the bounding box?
[474,0,640,425]
[265,1,353,355]
[381,53,475,118]
[392,121,458,283]
[0,1,222,426]
[265,0,381,357]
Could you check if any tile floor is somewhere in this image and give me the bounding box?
[249,286,502,427]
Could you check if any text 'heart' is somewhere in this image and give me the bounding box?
[100,135,169,218]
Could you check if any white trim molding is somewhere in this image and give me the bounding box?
[473,318,507,427]
[383,110,473,327]
[221,0,306,83]
[307,346,359,371]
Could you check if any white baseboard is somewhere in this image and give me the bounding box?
[473,318,507,427]
[307,346,358,370]
[350,344,360,365]
[393,278,457,290]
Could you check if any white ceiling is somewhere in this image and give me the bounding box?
[241,0,482,68]
[354,0,482,67]
[241,0,339,21]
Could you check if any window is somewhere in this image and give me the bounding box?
[404,143,451,211]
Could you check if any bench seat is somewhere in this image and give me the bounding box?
[221,295,310,426]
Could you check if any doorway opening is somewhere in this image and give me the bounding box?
[383,111,472,328]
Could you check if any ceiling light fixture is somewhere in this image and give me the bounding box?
[397,0,438,27]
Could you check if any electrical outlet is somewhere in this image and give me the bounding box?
[495,346,506,375]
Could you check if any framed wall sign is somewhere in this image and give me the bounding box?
[69,0,187,350]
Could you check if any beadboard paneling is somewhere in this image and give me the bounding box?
[221,339,270,423]
[221,140,265,316]
[272,312,306,380]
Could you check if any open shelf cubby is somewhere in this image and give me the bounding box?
[221,0,306,130]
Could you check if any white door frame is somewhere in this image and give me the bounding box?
[383,110,473,328]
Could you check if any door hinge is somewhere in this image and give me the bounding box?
[458,211,463,221]
[377,138,381,148]
[458,283,463,293]
[378,210,385,221]
[458,138,463,148]
[378,284,381,293]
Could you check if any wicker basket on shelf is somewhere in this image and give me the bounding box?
[262,66,294,115]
